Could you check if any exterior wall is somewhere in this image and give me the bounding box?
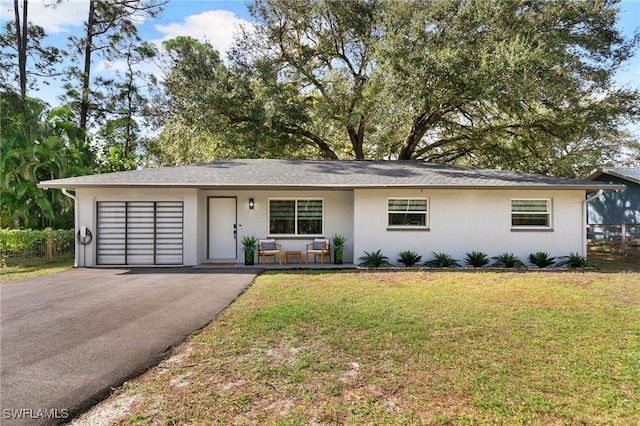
[587,174,640,224]
[197,189,354,264]
[73,186,586,267]
[353,188,586,265]
[74,187,199,267]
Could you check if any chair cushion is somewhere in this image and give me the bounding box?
[262,240,277,251]
[312,240,325,250]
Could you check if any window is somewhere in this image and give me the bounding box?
[511,199,551,228]
[269,199,323,235]
[388,198,428,228]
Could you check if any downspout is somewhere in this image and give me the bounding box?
[61,188,79,267]
[582,190,604,257]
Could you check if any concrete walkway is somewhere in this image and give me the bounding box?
[0,268,258,425]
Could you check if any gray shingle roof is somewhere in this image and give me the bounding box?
[587,167,640,185]
[38,159,624,190]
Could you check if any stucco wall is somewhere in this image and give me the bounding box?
[353,188,586,265]
[72,186,584,267]
[197,189,354,264]
[74,187,199,267]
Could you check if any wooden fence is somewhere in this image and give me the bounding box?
[587,223,640,253]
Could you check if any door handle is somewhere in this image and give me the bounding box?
[233,224,237,239]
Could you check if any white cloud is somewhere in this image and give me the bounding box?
[0,0,90,33]
[154,9,251,56]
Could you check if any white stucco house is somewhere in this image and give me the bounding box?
[38,159,622,267]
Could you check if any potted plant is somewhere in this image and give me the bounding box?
[241,236,258,265]
[331,234,346,265]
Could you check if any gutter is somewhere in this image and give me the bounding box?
[61,188,79,268]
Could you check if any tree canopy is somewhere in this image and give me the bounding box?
[153,0,639,177]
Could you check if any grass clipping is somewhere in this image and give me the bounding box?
[115,271,639,425]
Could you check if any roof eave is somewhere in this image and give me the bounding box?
[585,168,640,185]
[37,182,626,191]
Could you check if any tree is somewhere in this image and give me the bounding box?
[234,0,383,159]
[168,0,637,175]
[148,36,307,165]
[377,0,640,171]
[63,0,165,131]
[97,41,157,171]
[0,93,93,229]
[0,0,66,99]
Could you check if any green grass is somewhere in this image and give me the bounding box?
[118,270,640,425]
[0,256,74,284]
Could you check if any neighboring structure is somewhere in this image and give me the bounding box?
[586,167,640,224]
[38,159,622,267]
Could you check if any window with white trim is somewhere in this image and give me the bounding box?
[269,199,323,235]
[388,198,428,228]
[511,199,552,228]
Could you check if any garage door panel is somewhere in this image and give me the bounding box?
[97,201,183,265]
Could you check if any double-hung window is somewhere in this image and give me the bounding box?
[511,199,552,229]
[388,198,428,228]
[269,199,323,235]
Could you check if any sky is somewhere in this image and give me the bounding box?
[1,0,639,127]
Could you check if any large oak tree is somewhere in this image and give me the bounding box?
[155,0,639,176]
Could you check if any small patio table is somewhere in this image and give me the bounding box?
[285,250,302,264]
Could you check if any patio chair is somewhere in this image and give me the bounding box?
[258,239,282,265]
[306,238,331,264]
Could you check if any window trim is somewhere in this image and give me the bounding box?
[386,197,429,230]
[510,198,553,230]
[268,198,324,237]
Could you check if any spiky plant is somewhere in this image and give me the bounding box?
[358,249,390,269]
[529,251,556,268]
[492,253,525,268]
[424,252,460,268]
[557,253,592,269]
[465,251,490,268]
[397,250,423,267]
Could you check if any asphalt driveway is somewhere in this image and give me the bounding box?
[0,268,258,425]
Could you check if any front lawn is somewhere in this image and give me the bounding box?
[113,271,640,425]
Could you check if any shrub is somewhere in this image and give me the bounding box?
[557,253,592,269]
[424,252,460,268]
[0,229,74,255]
[492,253,525,268]
[397,250,422,267]
[529,251,556,268]
[358,249,390,269]
[331,234,346,249]
[465,251,490,268]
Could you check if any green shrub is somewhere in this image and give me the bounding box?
[358,249,390,269]
[529,251,556,268]
[424,252,460,268]
[465,251,490,268]
[0,229,74,255]
[557,253,592,269]
[0,229,74,267]
[397,250,422,267]
[492,253,525,268]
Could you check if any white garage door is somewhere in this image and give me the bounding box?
[97,201,183,265]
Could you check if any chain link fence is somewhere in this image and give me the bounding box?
[0,229,75,267]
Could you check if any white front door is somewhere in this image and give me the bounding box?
[208,197,237,260]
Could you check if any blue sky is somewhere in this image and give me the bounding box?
[1,0,639,118]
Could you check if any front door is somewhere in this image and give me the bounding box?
[208,197,237,260]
